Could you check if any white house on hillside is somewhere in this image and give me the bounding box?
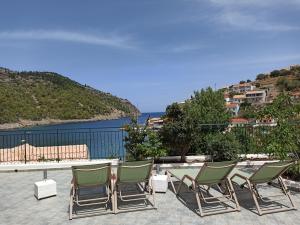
[245,90,267,104]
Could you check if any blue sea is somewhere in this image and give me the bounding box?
[0,112,164,161]
[27,112,164,131]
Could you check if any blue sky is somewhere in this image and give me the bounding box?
[0,0,300,112]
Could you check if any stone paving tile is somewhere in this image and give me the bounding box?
[0,170,299,225]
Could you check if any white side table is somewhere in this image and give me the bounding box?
[152,174,168,193]
[34,179,57,200]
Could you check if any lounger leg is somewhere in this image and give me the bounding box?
[150,177,157,209]
[278,176,296,209]
[191,181,203,216]
[227,178,240,211]
[246,179,263,215]
[113,183,118,214]
[69,186,75,220]
[166,171,177,194]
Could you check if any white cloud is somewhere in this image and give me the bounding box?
[218,11,299,31]
[216,53,300,67]
[168,44,205,53]
[205,0,300,32]
[208,0,300,8]
[0,30,135,49]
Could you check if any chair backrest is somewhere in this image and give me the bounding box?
[250,161,294,184]
[117,160,153,183]
[72,163,111,188]
[196,161,237,185]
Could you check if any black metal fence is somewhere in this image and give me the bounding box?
[0,127,125,163]
[1,124,299,164]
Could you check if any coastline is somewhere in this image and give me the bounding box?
[0,110,138,130]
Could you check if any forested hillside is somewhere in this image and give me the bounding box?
[0,67,139,124]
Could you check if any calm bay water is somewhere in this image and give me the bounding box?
[27,112,164,131]
[0,112,164,161]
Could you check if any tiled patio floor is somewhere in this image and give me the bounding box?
[0,170,299,225]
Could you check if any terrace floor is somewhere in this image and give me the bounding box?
[0,169,299,225]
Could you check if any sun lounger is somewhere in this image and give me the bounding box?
[166,161,240,216]
[230,161,296,215]
[112,160,156,213]
[69,163,112,219]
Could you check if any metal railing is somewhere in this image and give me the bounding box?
[1,123,299,164]
[0,127,125,163]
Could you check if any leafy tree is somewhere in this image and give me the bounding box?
[185,88,230,126]
[233,127,260,154]
[256,73,268,80]
[202,132,241,161]
[161,88,232,161]
[270,70,281,77]
[137,130,167,160]
[160,103,192,161]
[279,69,290,76]
[124,118,167,160]
[258,93,300,159]
[124,117,147,160]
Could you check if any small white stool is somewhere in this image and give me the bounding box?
[152,174,168,193]
[34,179,57,200]
[34,170,57,200]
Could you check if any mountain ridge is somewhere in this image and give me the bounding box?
[0,67,140,129]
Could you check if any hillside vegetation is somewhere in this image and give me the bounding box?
[254,65,300,93]
[0,67,139,124]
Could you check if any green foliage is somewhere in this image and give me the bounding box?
[258,93,299,120]
[270,70,281,77]
[0,69,138,124]
[124,118,167,160]
[256,66,300,82]
[137,130,167,159]
[185,88,230,126]
[161,88,233,161]
[160,103,192,161]
[256,73,268,80]
[239,101,258,119]
[276,77,300,92]
[202,132,241,161]
[233,127,259,154]
[263,123,297,160]
[258,93,300,160]
[124,118,147,160]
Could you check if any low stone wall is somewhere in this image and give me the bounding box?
[0,143,88,162]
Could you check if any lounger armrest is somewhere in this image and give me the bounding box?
[231,173,249,181]
[182,174,195,182]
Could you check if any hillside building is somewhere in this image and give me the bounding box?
[245,90,267,104]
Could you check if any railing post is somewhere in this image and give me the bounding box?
[89,129,92,160]
[122,129,125,161]
[56,129,60,163]
[23,131,27,164]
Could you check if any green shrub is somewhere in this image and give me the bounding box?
[201,132,241,161]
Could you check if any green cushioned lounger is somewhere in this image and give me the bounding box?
[69,163,112,219]
[230,161,296,215]
[113,160,156,213]
[166,161,240,217]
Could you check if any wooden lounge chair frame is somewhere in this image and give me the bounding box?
[112,160,156,214]
[231,161,296,215]
[166,161,240,217]
[69,163,112,219]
